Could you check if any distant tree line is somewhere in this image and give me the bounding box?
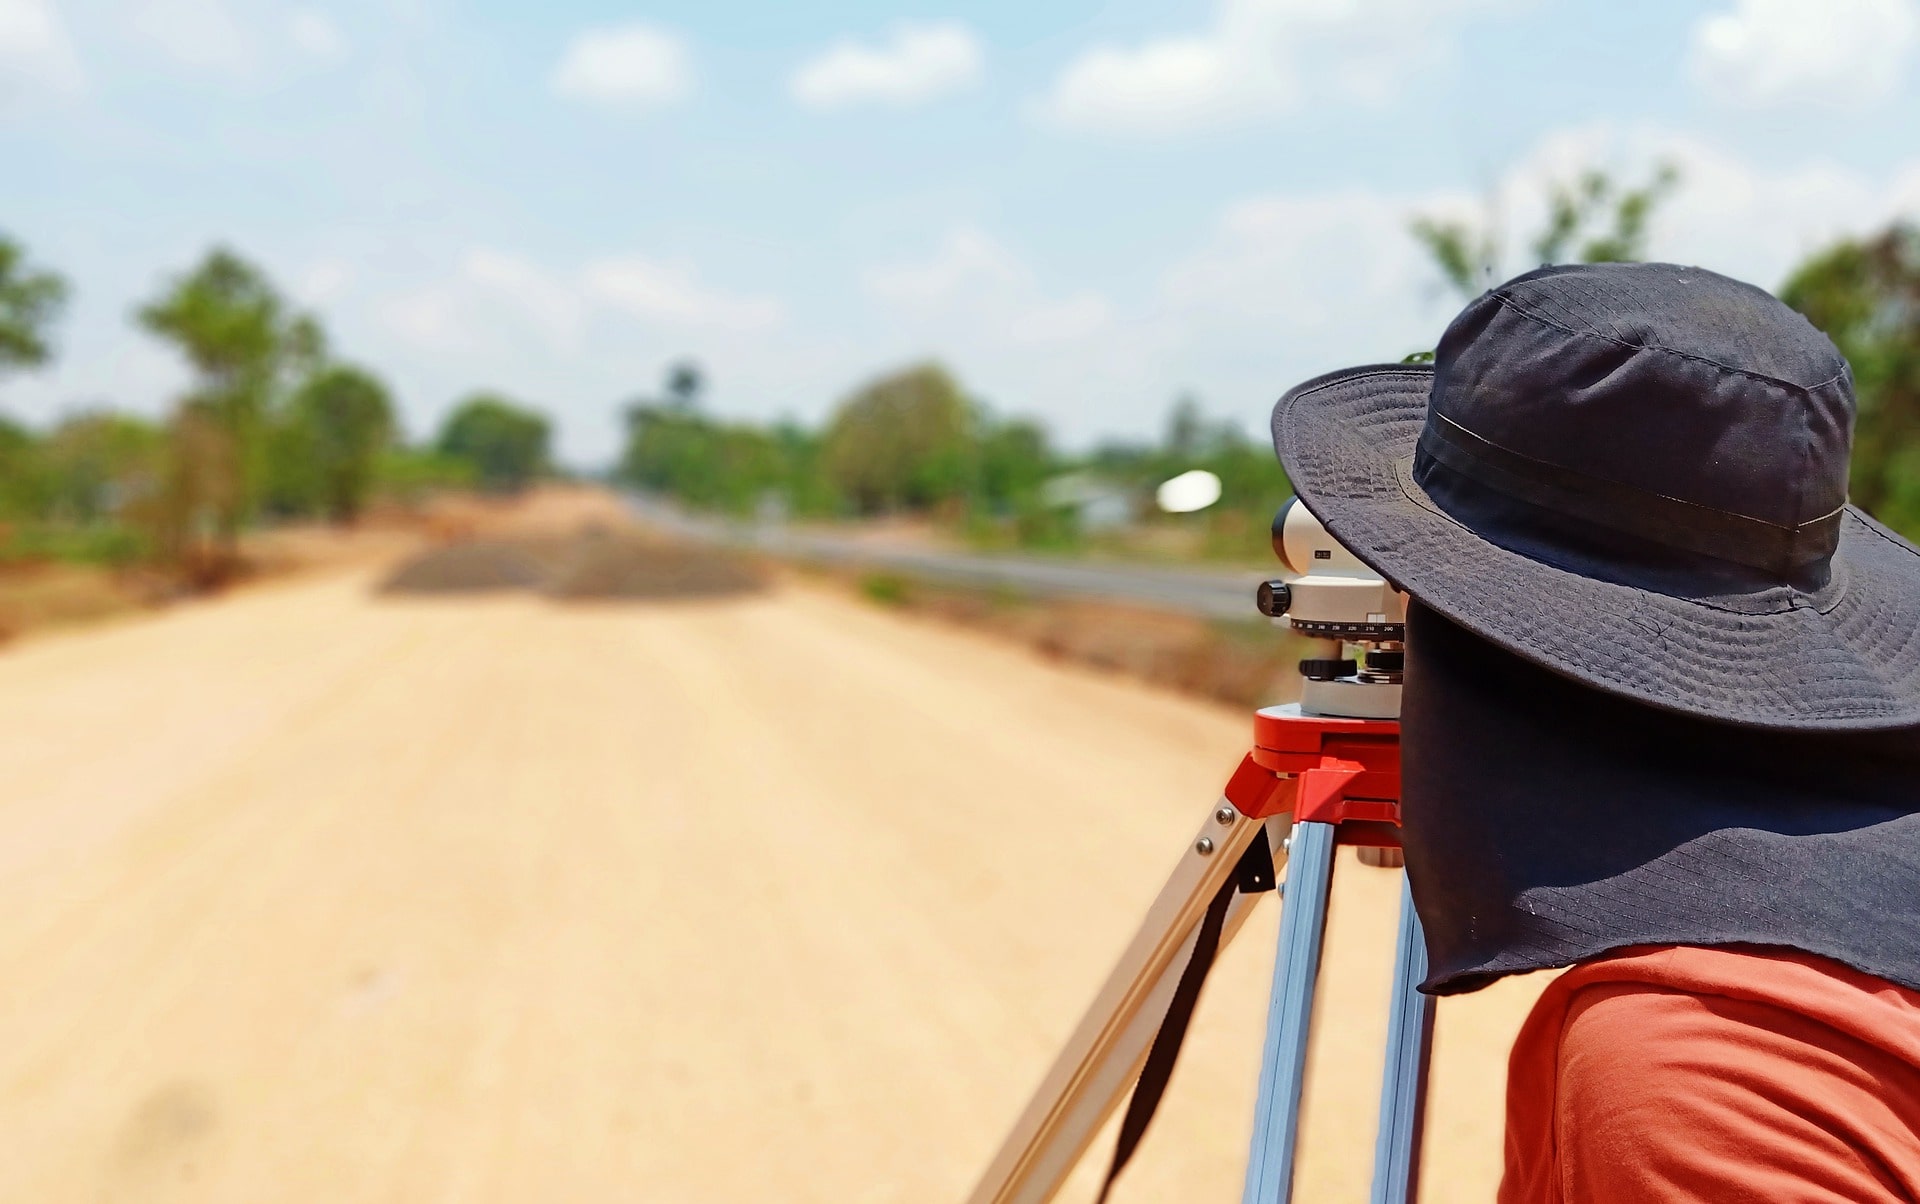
[620,166,1920,556]
[0,237,554,579]
[618,359,1291,557]
[14,159,1920,581]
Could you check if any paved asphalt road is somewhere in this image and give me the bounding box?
[626,494,1277,622]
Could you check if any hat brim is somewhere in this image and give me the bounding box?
[1273,363,1920,731]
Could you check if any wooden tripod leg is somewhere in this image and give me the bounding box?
[966,802,1286,1204]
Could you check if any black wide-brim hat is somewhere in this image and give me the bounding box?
[1273,261,1920,731]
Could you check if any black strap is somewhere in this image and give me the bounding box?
[1097,833,1276,1203]
[1418,409,1845,574]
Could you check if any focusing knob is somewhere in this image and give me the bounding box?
[1298,657,1358,682]
[1255,579,1292,617]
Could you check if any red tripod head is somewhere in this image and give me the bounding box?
[1234,498,1407,847]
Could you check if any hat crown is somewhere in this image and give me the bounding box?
[1429,262,1855,542]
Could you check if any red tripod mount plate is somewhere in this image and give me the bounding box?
[1222,707,1403,848]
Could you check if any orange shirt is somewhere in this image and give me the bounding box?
[1501,945,1920,1203]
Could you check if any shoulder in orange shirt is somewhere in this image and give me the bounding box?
[1500,945,1920,1203]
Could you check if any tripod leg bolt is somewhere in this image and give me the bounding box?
[1215,806,1238,826]
[1194,837,1215,856]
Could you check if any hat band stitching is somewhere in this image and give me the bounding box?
[1420,411,1844,575]
[1489,293,1850,396]
[1389,453,1848,618]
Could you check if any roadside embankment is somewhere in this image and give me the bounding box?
[810,565,1306,710]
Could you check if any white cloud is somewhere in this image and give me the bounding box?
[379,248,780,364]
[1014,292,1113,346]
[863,227,1023,305]
[463,250,587,349]
[852,228,1141,437]
[294,258,352,306]
[289,8,345,61]
[583,256,783,331]
[552,23,690,108]
[1155,121,1920,399]
[1471,123,1920,287]
[934,120,1920,442]
[364,248,796,463]
[379,288,463,354]
[129,0,254,75]
[863,227,1112,347]
[791,22,981,109]
[0,0,84,101]
[1040,0,1512,134]
[1690,0,1918,108]
[376,250,588,356]
[1045,36,1255,135]
[1157,188,1441,396]
[124,0,350,77]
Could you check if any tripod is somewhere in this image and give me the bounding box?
[964,704,1428,1204]
[968,500,1432,1204]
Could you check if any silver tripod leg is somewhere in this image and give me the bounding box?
[1240,819,1338,1204]
[1369,876,1435,1204]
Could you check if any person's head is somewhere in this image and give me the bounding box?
[1271,260,1920,732]
[1270,262,1920,990]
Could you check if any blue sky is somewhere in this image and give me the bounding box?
[5,0,1920,465]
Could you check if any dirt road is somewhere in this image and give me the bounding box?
[0,561,1546,1202]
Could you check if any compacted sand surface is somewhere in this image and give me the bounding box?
[0,560,1546,1202]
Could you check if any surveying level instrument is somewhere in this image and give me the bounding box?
[967,498,1430,1204]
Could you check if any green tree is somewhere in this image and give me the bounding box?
[822,363,976,514]
[274,365,396,523]
[41,411,165,523]
[0,415,48,519]
[665,360,704,411]
[1085,395,1290,559]
[153,405,243,571]
[615,359,843,518]
[137,248,324,549]
[621,404,803,515]
[371,446,479,504]
[436,393,551,493]
[1412,162,1681,299]
[0,235,69,379]
[1163,394,1206,460]
[974,416,1053,514]
[1780,225,1920,538]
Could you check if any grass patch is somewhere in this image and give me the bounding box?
[0,522,151,567]
[859,572,913,607]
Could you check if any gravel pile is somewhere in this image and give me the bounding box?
[378,540,557,594]
[545,530,764,600]
[379,528,764,601]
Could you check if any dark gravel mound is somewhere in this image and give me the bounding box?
[546,531,764,600]
[379,529,764,601]
[379,540,555,594]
